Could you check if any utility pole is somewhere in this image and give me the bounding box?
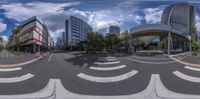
[168,32,171,55]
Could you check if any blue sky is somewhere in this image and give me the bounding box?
[0,0,200,43]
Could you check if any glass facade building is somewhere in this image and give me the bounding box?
[65,16,93,49]
[109,26,120,35]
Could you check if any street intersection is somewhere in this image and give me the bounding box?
[0,51,200,99]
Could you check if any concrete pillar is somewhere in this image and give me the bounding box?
[168,32,171,55]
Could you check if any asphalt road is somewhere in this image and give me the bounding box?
[0,51,200,96]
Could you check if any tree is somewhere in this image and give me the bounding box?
[87,32,105,53]
[134,42,145,49]
[105,33,121,51]
[158,39,166,50]
[192,41,199,51]
[0,36,3,50]
[120,30,130,51]
[191,25,197,35]
[190,25,198,51]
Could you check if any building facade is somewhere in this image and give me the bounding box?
[12,16,53,53]
[130,3,196,54]
[65,16,93,50]
[109,26,120,35]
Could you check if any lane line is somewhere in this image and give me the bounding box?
[0,67,22,72]
[130,55,169,60]
[155,74,200,98]
[0,73,34,83]
[77,69,138,83]
[126,57,176,64]
[48,54,53,62]
[56,74,155,98]
[0,79,55,98]
[89,65,126,71]
[173,71,200,83]
[184,66,200,72]
[94,61,120,65]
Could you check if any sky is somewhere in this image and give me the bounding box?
[0,0,200,44]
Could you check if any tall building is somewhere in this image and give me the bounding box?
[130,3,196,54]
[109,26,120,35]
[11,16,53,53]
[65,16,93,50]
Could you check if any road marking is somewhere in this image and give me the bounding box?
[0,79,55,98]
[0,67,22,72]
[89,65,126,71]
[173,71,200,83]
[94,61,120,65]
[56,74,155,98]
[130,55,169,60]
[48,54,53,62]
[126,57,176,64]
[77,69,138,83]
[155,74,200,98]
[98,58,117,62]
[0,73,34,83]
[184,66,200,72]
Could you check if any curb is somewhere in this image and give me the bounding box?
[0,52,50,68]
[169,53,200,67]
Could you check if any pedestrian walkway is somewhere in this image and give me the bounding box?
[169,52,200,67]
[77,56,138,83]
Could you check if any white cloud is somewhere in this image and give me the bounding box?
[0,1,143,41]
[0,35,8,45]
[0,21,7,32]
[0,2,81,22]
[0,2,81,41]
[144,6,164,24]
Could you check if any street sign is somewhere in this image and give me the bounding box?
[188,35,191,40]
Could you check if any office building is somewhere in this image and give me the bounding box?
[11,16,53,53]
[65,16,93,50]
[130,3,195,54]
[109,26,120,35]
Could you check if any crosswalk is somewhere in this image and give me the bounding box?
[77,56,138,83]
[173,66,200,83]
[0,67,34,83]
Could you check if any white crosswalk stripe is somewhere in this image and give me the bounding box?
[77,69,138,83]
[89,65,126,71]
[184,66,200,72]
[0,73,34,83]
[173,71,200,83]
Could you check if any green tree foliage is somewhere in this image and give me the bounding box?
[6,27,21,49]
[87,32,105,53]
[120,30,130,50]
[157,39,166,50]
[192,41,199,51]
[0,36,3,50]
[191,25,197,35]
[134,42,145,49]
[105,33,121,50]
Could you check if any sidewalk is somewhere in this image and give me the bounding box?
[169,52,200,67]
[0,52,49,68]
